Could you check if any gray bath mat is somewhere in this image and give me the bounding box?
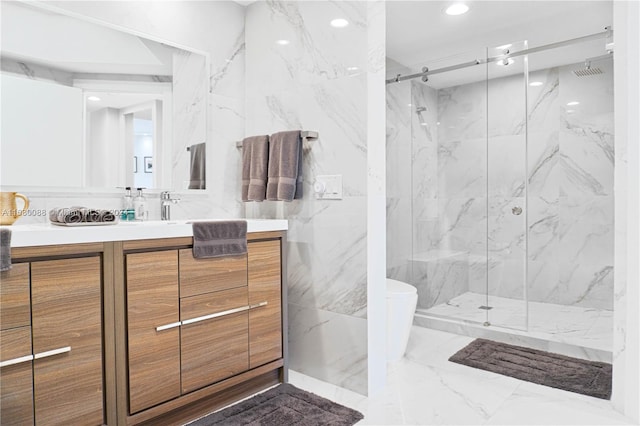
[449,338,612,399]
[189,383,363,425]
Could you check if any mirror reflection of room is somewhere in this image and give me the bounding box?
[0,1,207,191]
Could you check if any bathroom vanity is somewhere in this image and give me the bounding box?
[0,220,288,426]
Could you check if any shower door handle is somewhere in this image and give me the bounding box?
[512,206,523,215]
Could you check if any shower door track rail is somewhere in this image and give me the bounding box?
[386,27,612,84]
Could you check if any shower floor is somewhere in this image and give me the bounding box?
[415,292,612,360]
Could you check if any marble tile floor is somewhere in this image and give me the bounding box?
[418,292,612,353]
[289,326,633,425]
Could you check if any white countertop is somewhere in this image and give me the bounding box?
[8,219,288,248]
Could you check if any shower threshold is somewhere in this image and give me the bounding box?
[414,292,613,363]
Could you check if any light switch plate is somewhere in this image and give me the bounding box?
[314,175,342,199]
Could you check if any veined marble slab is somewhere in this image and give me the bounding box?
[8,219,288,247]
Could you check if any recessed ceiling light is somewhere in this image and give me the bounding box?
[275,39,290,46]
[567,101,580,106]
[87,96,101,101]
[420,122,428,126]
[347,66,359,71]
[529,81,543,87]
[330,18,349,28]
[445,3,469,15]
[496,58,515,66]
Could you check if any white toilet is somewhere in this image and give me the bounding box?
[386,278,418,362]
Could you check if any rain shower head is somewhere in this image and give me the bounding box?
[573,59,605,77]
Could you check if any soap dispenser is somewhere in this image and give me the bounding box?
[122,187,133,221]
[133,188,148,221]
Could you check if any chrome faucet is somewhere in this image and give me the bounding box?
[160,191,180,220]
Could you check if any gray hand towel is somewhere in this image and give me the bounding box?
[266,130,303,201]
[192,220,247,259]
[49,207,83,224]
[80,207,101,222]
[1,228,11,272]
[188,143,206,190]
[98,210,117,222]
[242,135,269,202]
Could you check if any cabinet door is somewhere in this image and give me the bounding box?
[180,287,249,393]
[0,327,34,426]
[248,240,283,369]
[179,249,247,298]
[0,263,30,330]
[31,257,103,426]
[126,250,180,414]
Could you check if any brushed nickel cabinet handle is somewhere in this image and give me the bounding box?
[181,305,251,326]
[156,302,266,331]
[156,321,182,332]
[34,346,71,360]
[0,354,34,368]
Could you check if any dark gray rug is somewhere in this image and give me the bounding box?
[189,383,364,425]
[449,338,612,399]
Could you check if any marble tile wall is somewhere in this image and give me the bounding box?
[245,0,372,395]
[527,60,614,310]
[364,0,387,396]
[386,59,614,316]
[612,1,640,418]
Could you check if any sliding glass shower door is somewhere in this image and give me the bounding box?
[406,42,529,331]
[408,48,491,325]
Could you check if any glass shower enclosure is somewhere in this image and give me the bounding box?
[386,32,614,348]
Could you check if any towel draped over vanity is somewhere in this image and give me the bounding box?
[192,220,247,259]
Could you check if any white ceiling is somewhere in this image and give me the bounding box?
[386,1,613,87]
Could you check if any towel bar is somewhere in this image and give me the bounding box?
[235,130,319,148]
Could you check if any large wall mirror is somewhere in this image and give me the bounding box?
[0,1,209,192]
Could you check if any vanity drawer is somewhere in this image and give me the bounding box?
[180,287,249,393]
[0,263,31,330]
[178,249,247,298]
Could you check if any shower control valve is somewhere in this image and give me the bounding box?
[512,206,523,216]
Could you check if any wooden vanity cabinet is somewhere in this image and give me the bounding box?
[119,232,285,425]
[1,231,285,426]
[0,252,103,426]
